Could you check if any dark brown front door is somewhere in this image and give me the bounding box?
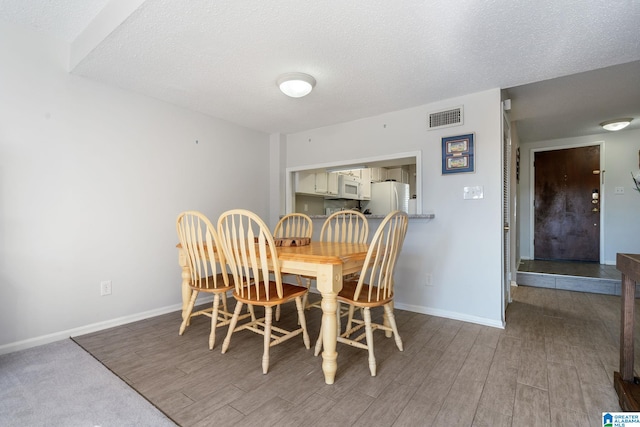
[534,145,600,262]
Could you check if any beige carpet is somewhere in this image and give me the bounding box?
[0,338,176,426]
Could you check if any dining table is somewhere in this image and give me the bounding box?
[177,240,370,384]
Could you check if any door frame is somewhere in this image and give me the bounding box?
[528,141,605,263]
[501,101,513,325]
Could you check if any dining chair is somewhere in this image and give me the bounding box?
[273,212,313,240]
[314,210,408,376]
[303,209,369,310]
[273,213,313,321]
[217,209,310,374]
[176,211,242,350]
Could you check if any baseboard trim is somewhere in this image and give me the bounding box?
[0,296,213,356]
[1,294,503,356]
[394,302,505,329]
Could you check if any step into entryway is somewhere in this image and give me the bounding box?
[516,259,628,296]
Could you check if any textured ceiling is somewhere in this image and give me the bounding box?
[1,0,639,141]
[0,0,109,42]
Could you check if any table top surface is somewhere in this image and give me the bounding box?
[178,240,370,265]
[277,241,370,265]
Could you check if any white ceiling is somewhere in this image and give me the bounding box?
[2,0,639,141]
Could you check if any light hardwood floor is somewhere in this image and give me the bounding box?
[73,285,627,427]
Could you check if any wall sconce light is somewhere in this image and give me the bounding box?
[600,118,633,131]
[277,73,316,98]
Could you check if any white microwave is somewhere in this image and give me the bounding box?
[338,175,362,200]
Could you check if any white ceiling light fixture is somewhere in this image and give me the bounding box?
[277,72,316,98]
[600,118,633,131]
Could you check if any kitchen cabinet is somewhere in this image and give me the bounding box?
[360,169,371,200]
[315,172,328,194]
[296,171,338,197]
[370,167,387,183]
[386,167,409,184]
[327,172,339,195]
[296,172,317,195]
[310,172,338,196]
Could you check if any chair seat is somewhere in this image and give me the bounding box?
[188,273,234,293]
[337,280,394,307]
[234,281,308,307]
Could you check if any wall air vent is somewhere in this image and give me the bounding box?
[428,106,463,130]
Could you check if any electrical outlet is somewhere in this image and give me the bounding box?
[100,280,112,296]
[615,186,625,195]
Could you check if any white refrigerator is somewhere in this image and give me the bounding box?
[366,182,410,215]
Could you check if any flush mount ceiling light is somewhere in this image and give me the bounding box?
[277,72,316,98]
[600,118,633,131]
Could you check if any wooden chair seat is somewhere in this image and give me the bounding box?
[233,281,308,307]
[191,273,233,292]
[184,273,234,316]
[338,280,393,308]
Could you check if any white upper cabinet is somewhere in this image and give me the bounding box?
[315,172,329,194]
[314,172,339,195]
[370,167,387,183]
[327,172,339,195]
[296,171,339,196]
[360,168,371,200]
[386,167,409,183]
[296,171,317,194]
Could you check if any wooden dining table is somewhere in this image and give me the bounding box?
[177,240,370,384]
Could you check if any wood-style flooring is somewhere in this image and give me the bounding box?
[73,286,627,427]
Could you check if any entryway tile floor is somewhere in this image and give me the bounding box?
[518,260,621,280]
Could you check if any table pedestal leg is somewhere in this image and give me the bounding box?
[178,248,192,321]
[317,264,342,385]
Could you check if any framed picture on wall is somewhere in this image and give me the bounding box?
[442,133,474,174]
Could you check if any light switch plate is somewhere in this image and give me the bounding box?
[463,186,484,200]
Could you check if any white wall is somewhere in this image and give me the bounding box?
[0,23,270,352]
[283,89,505,327]
[518,128,640,264]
